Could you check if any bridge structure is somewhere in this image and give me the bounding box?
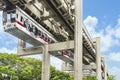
[0,0,108,80]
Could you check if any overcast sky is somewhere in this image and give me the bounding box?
[0,0,120,80]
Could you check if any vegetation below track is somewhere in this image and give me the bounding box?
[0,53,115,80]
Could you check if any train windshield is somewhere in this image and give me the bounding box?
[3,9,16,24]
[11,11,16,22]
[3,12,7,24]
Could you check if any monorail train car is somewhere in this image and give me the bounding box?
[3,6,57,46]
[3,6,74,63]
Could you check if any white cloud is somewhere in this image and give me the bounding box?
[84,16,120,80]
[100,32,119,52]
[0,47,17,53]
[84,16,120,52]
[109,66,120,80]
[115,27,120,38]
[0,25,3,33]
[84,16,98,36]
[108,52,120,62]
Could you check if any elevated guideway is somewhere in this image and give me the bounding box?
[0,1,109,80]
[1,0,96,65]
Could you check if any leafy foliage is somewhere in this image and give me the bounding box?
[83,75,97,80]
[0,53,113,80]
[107,75,115,80]
[0,53,73,80]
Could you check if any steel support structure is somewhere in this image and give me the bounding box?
[74,0,83,80]
[96,37,101,80]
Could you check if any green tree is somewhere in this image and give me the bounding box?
[107,75,115,80]
[83,75,97,80]
[1,53,114,80]
[0,53,73,80]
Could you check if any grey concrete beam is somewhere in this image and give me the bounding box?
[18,40,74,56]
[83,65,96,70]
[62,62,96,71]
[48,40,74,51]
[17,46,43,56]
[62,62,73,71]
[83,74,96,76]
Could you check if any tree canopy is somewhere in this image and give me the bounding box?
[107,75,115,80]
[0,53,73,80]
[0,53,115,80]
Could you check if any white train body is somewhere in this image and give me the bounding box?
[3,6,57,46]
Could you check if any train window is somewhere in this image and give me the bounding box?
[48,38,51,43]
[29,24,33,32]
[38,31,43,37]
[16,14,18,18]
[38,31,41,35]
[24,19,30,28]
[7,13,10,22]
[3,12,7,23]
[41,32,43,37]
[11,12,16,18]
[11,12,16,22]
[46,35,48,40]
[20,16,23,22]
[34,27,38,36]
[44,34,47,40]
[43,33,45,38]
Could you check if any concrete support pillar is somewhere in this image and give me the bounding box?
[62,62,67,71]
[74,0,83,80]
[41,45,50,80]
[104,57,107,80]
[96,37,101,80]
[62,62,73,71]
[17,39,26,53]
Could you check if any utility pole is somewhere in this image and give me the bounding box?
[74,0,83,80]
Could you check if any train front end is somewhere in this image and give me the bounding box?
[3,9,17,32]
[2,8,43,46]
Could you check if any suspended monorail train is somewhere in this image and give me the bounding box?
[3,6,57,46]
[3,6,74,61]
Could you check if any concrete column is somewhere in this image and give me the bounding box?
[62,61,67,71]
[62,62,73,71]
[41,45,50,80]
[74,0,83,80]
[17,39,26,53]
[103,56,107,80]
[96,37,101,80]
